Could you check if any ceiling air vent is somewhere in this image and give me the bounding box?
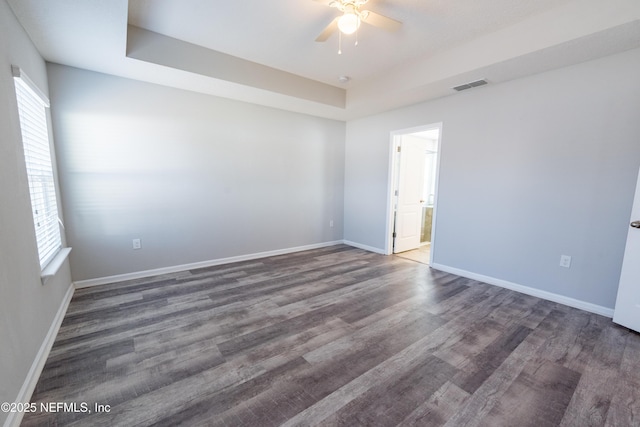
[452,79,488,92]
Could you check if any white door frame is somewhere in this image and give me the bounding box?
[385,123,443,265]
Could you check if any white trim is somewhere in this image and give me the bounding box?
[427,125,443,266]
[430,262,615,318]
[11,65,50,107]
[74,241,344,288]
[3,283,74,427]
[41,247,72,285]
[343,240,387,255]
[384,135,401,255]
[386,123,443,258]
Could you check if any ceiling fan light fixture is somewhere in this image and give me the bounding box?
[338,11,360,35]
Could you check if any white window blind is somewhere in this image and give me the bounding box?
[13,66,62,269]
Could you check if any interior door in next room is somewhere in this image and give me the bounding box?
[393,137,427,253]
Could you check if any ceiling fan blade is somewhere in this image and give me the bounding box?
[312,0,339,7]
[361,10,402,32]
[315,17,339,42]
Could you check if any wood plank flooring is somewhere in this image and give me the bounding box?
[22,245,640,426]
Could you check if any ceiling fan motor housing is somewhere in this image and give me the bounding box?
[314,0,400,43]
[331,0,369,12]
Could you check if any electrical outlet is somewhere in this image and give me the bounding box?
[329,220,334,228]
[559,255,571,268]
[133,238,141,250]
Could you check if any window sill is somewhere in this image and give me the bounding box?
[41,247,72,285]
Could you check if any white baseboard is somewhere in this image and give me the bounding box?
[74,241,345,289]
[430,263,615,318]
[3,283,75,427]
[342,240,387,255]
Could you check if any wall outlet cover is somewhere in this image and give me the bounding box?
[560,255,571,268]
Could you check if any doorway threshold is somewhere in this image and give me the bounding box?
[395,244,431,265]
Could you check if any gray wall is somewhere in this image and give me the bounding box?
[47,64,345,281]
[344,48,640,309]
[0,1,73,423]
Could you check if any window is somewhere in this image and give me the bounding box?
[12,66,62,269]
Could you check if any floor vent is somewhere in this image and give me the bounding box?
[452,79,488,92]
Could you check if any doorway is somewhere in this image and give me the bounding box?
[386,124,441,265]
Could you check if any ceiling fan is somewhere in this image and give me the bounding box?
[314,0,402,47]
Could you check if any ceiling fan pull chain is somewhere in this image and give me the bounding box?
[355,26,359,46]
[338,30,342,54]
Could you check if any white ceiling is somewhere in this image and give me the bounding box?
[7,0,640,120]
[128,0,570,87]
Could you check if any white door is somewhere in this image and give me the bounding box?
[394,138,427,253]
[613,168,640,332]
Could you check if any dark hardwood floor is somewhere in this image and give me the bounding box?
[23,245,640,426]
